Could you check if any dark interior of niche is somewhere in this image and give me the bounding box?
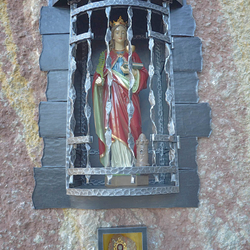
[151,12,164,33]
[77,0,88,6]
[76,8,161,39]
[77,13,89,35]
[150,0,166,6]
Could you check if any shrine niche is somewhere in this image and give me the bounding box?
[66,0,181,197]
[34,0,211,209]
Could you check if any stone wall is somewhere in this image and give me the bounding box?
[0,0,249,249]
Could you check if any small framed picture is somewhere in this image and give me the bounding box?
[98,226,147,250]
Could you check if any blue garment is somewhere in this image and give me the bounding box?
[112,51,125,75]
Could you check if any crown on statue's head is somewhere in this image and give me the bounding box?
[110,16,127,28]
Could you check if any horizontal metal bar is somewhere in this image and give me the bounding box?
[72,0,169,17]
[70,32,94,44]
[147,31,170,43]
[68,166,176,175]
[150,134,176,142]
[67,185,179,196]
[67,136,93,145]
[67,0,183,6]
[177,135,181,149]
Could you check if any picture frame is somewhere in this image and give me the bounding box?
[98,226,147,250]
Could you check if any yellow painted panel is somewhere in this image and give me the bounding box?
[103,232,143,250]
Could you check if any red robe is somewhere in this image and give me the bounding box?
[92,50,148,163]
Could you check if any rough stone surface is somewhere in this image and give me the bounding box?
[1,0,250,250]
[0,1,64,249]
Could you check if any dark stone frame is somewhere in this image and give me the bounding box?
[33,0,211,209]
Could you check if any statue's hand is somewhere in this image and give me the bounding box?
[95,76,103,86]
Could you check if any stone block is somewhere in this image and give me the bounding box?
[173,37,202,72]
[39,102,67,138]
[40,6,70,35]
[40,34,69,71]
[176,103,211,137]
[46,71,68,101]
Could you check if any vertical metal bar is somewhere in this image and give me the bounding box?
[155,41,165,167]
[147,9,156,157]
[84,10,93,184]
[66,4,77,189]
[163,1,179,188]
[147,3,159,183]
[80,40,88,169]
[146,10,157,136]
[104,7,113,183]
[127,6,135,183]
[126,7,135,158]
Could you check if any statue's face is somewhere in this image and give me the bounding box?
[113,25,126,46]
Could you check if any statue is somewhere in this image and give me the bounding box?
[92,16,148,167]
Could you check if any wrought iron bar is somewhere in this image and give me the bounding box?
[83,10,93,184]
[147,2,159,183]
[163,2,179,188]
[104,7,113,185]
[67,186,179,197]
[126,7,135,175]
[71,0,169,17]
[70,31,94,45]
[66,4,78,188]
[147,30,170,43]
[68,135,93,145]
[68,166,176,175]
[80,41,88,168]
[147,8,157,166]
[155,41,165,167]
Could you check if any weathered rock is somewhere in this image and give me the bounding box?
[1,0,250,249]
[0,1,64,249]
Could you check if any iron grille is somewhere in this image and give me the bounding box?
[66,0,180,196]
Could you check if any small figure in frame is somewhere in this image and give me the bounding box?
[92,16,148,168]
[108,234,136,250]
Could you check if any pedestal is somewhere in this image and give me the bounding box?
[105,175,149,187]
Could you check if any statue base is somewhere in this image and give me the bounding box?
[105,175,149,187]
